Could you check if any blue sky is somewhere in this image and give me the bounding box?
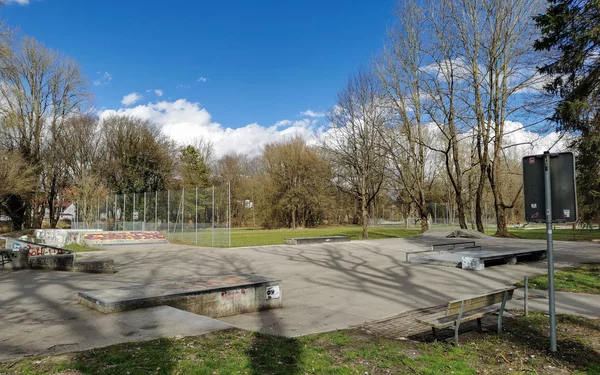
[2,0,395,153]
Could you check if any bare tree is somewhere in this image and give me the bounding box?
[447,0,545,236]
[376,0,435,232]
[0,36,90,228]
[0,151,36,230]
[323,69,386,239]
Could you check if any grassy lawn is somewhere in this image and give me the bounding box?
[508,227,600,241]
[516,263,600,295]
[168,226,421,247]
[2,312,599,375]
[62,243,99,252]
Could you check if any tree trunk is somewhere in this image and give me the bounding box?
[291,206,296,229]
[420,209,429,233]
[475,166,486,233]
[361,196,369,240]
[495,204,509,237]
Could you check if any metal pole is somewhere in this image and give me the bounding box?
[228,181,231,247]
[114,194,117,231]
[544,151,557,352]
[212,186,215,247]
[524,276,529,317]
[74,201,78,229]
[434,202,437,225]
[133,193,136,231]
[144,192,147,231]
[123,193,126,231]
[195,187,198,245]
[83,199,86,229]
[167,190,170,239]
[105,195,108,231]
[155,191,158,231]
[97,195,100,229]
[182,188,184,241]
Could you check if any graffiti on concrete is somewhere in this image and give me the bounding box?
[83,231,168,245]
[34,229,101,247]
[220,289,247,299]
[27,245,71,257]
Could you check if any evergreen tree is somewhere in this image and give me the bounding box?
[534,0,600,223]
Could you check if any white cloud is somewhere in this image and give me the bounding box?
[275,120,292,127]
[197,77,208,83]
[94,72,112,86]
[99,99,317,158]
[146,89,163,97]
[4,0,30,5]
[176,84,190,89]
[121,92,143,106]
[300,109,325,117]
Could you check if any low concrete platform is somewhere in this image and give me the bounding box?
[284,236,350,245]
[78,274,282,317]
[73,258,115,274]
[409,248,546,270]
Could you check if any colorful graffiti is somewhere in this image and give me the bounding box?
[83,231,168,245]
[27,245,71,257]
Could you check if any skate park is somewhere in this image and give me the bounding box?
[1,228,599,361]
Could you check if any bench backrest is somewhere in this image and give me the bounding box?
[445,286,516,316]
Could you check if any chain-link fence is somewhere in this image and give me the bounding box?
[70,185,231,247]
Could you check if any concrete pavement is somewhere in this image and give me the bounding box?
[1,233,599,360]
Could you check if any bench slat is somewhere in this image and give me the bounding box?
[446,287,515,316]
[417,305,500,329]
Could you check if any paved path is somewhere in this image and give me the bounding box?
[0,233,598,360]
[509,289,600,319]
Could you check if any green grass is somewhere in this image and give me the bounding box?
[516,263,600,295]
[2,312,599,375]
[508,227,600,241]
[168,225,421,247]
[62,243,99,252]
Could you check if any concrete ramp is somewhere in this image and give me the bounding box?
[83,231,169,246]
[78,274,282,317]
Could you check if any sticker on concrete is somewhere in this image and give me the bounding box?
[462,256,484,271]
[266,285,280,300]
[563,209,570,218]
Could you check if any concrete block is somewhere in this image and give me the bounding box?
[28,254,74,271]
[73,259,115,274]
[78,275,282,318]
[284,236,350,245]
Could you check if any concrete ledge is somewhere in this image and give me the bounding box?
[78,275,282,318]
[73,259,115,274]
[28,254,75,271]
[284,236,350,245]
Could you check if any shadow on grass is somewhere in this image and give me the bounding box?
[500,314,600,371]
[245,308,302,375]
[246,333,302,375]
[69,338,178,375]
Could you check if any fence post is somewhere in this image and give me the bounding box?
[195,187,198,245]
[105,195,108,231]
[83,199,86,229]
[155,191,158,231]
[114,194,117,231]
[133,193,136,231]
[97,195,100,229]
[167,190,170,239]
[228,181,231,247]
[143,192,146,231]
[182,188,184,241]
[123,194,126,231]
[212,186,215,247]
[524,276,529,317]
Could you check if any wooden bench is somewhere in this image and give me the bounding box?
[416,286,516,346]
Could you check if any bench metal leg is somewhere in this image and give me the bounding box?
[431,327,437,342]
[477,318,482,332]
[498,291,508,334]
[454,300,465,346]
